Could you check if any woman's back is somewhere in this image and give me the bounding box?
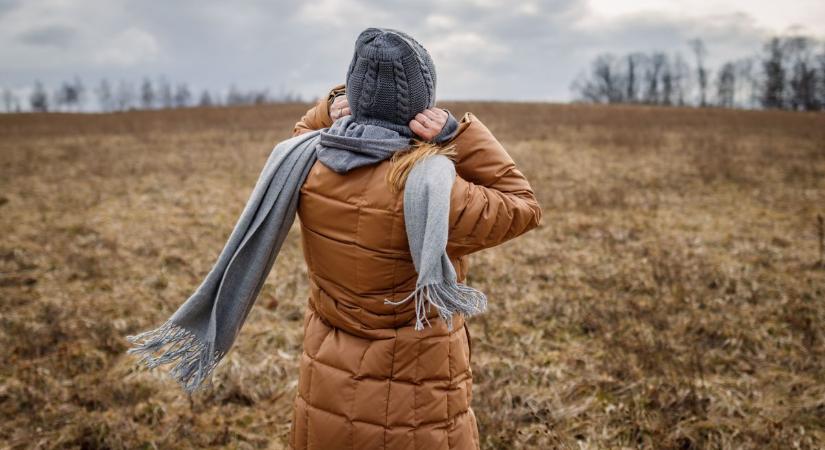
[298,149,432,333]
[290,106,541,449]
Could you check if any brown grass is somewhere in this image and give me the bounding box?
[1,103,824,449]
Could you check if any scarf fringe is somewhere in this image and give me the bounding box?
[126,321,225,394]
[384,281,487,331]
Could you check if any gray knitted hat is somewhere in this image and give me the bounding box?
[345,28,437,137]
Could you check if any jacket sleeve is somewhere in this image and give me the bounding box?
[292,84,346,136]
[446,112,543,257]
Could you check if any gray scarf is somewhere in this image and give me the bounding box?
[126,116,486,393]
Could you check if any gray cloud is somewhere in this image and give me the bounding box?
[0,0,821,107]
[0,0,20,17]
[17,24,78,48]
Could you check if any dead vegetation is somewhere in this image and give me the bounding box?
[1,103,823,449]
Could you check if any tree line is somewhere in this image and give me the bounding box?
[1,77,305,113]
[571,34,825,111]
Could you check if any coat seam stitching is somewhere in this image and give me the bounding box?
[302,219,409,257]
[389,195,399,299]
[447,331,453,449]
[350,340,355,450]
[305,345,311,447]
[299,394,466,429]
[384,330,397,450]
[413,337,419,450]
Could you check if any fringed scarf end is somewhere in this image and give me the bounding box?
[384,281,487,331]
[126,321,224,394]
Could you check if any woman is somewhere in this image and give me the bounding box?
[287,29,542,449]
[127,27,541,450]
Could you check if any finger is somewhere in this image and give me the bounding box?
[422,109,440,121]
[341,107,351,116]
[422,116,442,132]
[430,107,448,120]
[409,119,430,138]
[426,111,446,129]
[425,122,441,133]
[415,113,431,126]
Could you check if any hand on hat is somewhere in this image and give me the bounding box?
[330,95,351,121]
[409,108,448,142]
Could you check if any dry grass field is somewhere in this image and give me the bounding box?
[1,102,824,449]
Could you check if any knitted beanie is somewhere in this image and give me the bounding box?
[345,28,438,137]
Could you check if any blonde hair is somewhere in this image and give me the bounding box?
[386,140,457,192]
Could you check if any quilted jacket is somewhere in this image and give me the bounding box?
[288,85,542,449]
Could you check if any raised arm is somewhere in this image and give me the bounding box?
[446,113,543,257]
[292,84,345,136]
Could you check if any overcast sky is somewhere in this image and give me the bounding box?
[1,0,823,105]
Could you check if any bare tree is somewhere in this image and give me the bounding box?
[140,78,155,109]
[30,81,49,112]
[660,55,675,106]
[174,83,192,108]
[785,36,819,111]
[158,77,173,109]
[761,37,786,109]
[571,54,624,104]
[198,89,213,107]
[715,62,736,108]
[55,79,82,112]
[625,53,643,103]
[226,84,244,105]
[672,52,690,106]
[73,77,86,111]
[252,89,270,105]
[64,81,79,111]
[643,52,666,104]
[819,46,825,109]
[689,38,709,107]
[96,79,114,112]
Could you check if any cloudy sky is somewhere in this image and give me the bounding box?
[1,0,823,106]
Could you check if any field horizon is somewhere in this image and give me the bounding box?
[1,102,824,449]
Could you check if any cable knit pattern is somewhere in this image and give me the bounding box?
[345,27,439,137]
[393,59,410,125]
[409,43,436,105]
[392,31,436,105]
[418,54,435,105]
[358,57,379,114]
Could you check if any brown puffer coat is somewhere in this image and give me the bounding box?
[288,85,542,450]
